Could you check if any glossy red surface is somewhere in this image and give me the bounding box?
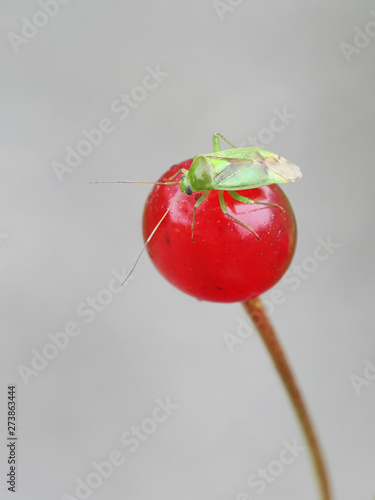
[143,159,297,302]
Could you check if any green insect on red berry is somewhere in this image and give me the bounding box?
[93,132,301,298]
[143,158,298,302]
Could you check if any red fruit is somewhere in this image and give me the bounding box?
[143,159,297,303]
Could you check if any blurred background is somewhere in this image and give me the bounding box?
[1,1,374,499]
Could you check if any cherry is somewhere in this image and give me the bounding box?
[143,158,297,302]
[141,158,332,499]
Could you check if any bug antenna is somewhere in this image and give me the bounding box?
[90,180,180,185]
[121,193,185,286]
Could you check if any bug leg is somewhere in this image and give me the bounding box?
[166,168,189,181]
[213,132,237,152]
[218,191,261,240]
[228,191,285,212]
[191,191,210,242]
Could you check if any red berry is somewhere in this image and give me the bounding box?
[143,159,297,303]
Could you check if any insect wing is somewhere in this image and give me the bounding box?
[206,148,302,191]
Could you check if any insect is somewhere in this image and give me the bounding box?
[93,132,302,283]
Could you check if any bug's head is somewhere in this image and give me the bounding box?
[180,174,193,195]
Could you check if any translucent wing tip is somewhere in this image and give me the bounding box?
[286,160,302,182]
[268,155,302,182]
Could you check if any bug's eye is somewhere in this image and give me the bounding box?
[181,174,186,179]
[186,185,193,195]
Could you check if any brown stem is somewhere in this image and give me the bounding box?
[242,296,332,500]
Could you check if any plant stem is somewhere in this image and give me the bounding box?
[242,296,332,500]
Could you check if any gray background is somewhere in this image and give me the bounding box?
[1,1,374,499]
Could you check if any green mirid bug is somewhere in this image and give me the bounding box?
[169,132,302,238]
[93,132,302,282]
